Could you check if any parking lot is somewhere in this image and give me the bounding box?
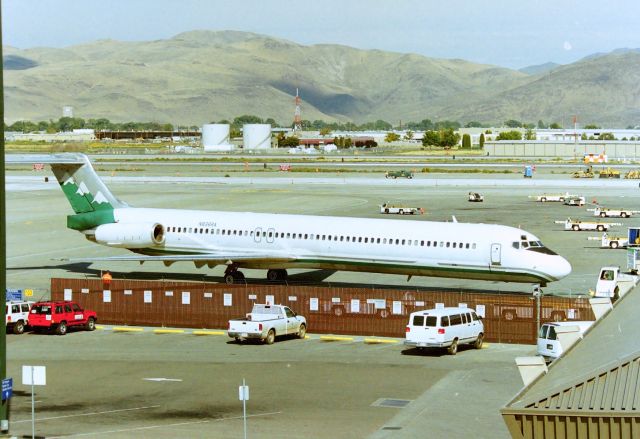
[6,327,533,438]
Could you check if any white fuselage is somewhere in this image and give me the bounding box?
[103,207,571,284]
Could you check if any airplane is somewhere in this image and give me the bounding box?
[6,153,571,286]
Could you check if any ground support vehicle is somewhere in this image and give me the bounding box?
[564,196,585,206]
[524,165,534,178]
[5,301,34,334]
[556,218,620,232]
[532,193,571,203]
[228,304,306,344]
[385,170,413,179]
[379,203,424,215]
[628,248,640,275]
[404,307,483,355]
[625,170,640,179]
[572,167,594,178]
[29,301,97,335]
[592,207,637,218]
[599,167,621,178]
[468,192,484,202]
[588,233,628,249]
[537,321,594,362]
[593,266,639,301]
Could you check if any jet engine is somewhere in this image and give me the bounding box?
[94,223,165,248]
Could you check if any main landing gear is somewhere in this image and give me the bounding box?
[267,269,288,282]
[224,265,245,285]
[224,267,289,284]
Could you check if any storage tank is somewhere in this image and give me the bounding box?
[243,124,272,150]
[202,124,234,152]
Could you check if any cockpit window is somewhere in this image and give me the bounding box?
[526,246,558,255]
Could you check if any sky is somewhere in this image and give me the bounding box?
[3,0,640,69]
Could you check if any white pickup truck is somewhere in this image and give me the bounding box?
[228,304,307,344]
[593,266,639,302]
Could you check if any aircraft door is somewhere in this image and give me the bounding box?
[490,243,501,266]
[254,227,262,243]
[266,228,275,243]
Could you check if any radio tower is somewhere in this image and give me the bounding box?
[293,88,302,132]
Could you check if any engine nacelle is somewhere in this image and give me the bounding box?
[94,223,165,248]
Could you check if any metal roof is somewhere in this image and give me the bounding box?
[502,286,640,438]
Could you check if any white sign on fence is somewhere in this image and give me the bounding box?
[103,290,111,303]
[182,291,190,305]
[144,290,152,303]
[224,293,232,307]
[350,299,360,313]
[310,298,319,311]
[476,305,486,318]
[63,289,72,301]
[392,301,402,315]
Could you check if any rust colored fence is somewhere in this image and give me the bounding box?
[51,278,595,344]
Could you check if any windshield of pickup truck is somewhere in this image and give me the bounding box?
[31,304,52,315]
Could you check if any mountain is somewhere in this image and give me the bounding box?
[3,31,640,126]
[518,62,560,75]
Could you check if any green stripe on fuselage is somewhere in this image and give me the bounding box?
[67,210,116,230]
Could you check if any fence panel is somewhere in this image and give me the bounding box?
[51,279,594,344]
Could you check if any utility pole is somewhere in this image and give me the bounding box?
[1,5,9,434]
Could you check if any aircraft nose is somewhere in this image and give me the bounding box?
[549,256,572,280]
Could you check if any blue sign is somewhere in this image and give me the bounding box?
[6,289,23,301]
[1,378,12,401]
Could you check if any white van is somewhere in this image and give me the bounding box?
[537,321,594,361]
[404,307,484,355]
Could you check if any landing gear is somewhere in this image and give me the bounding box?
[266,269,288,282]
[224,265,245,284]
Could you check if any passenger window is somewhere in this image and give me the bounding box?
[65,305,72,312]
[471,312,479,321]
[441,316,449,327]
[466,243,470,249]
[285,308,295,318]
[402,239,406,245]
[55,306,63,314]
[21,304,30,312]
[472,243,476,249]
[461,313,467,323]
[12,305,19,313]
[72,304,81,311]
[413,315,425,326]
[425,316,437,327]
[450,314,462,325]
[453,242,457,248]
[547,326,557,340]
[304,234,308,239]
[446,242,450,248]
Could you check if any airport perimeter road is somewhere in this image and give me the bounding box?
[5,328,533,438]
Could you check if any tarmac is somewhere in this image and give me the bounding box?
[4,164,640,438]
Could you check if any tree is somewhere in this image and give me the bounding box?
[504,119,523,128]
[496,130,523,141]
[465,121,483,128]
[461,133,471,149]
[524,128,536,140]
[537,120,546,129]
[581,133,588,140]
[584,124,600,129]
[384,132,400,143]
[319,127,332,136]
[233,115,263,127]
[278,136,300,147]
[264,118,277,126]
[440,129,460,148]
[598,132,615,140]
[422,130,440,146]
[549,122,562,129]
[404,130,414,141]
[479,133,485,148]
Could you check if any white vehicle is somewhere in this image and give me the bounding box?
[563,196,585,207]
[532,193,571,203]
[468,192,484,202]
[537,321,594,362]
[404,307,484,355]
[557,218,619,232]
[592,207,637,218]
[629,248,640,275]
[6,154,571,287]
[228,304,306,344]
[594,266,639,301]
[5,301,34,334]
[587,233,628,249]
[379,203,423,215]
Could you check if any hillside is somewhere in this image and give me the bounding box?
[3,30,639,126]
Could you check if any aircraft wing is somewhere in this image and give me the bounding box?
[59,252,295,265]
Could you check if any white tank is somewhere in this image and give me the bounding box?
[202,124,234,152]
[243,124,272,149]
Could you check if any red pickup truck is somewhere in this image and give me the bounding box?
[29,301,97,335]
